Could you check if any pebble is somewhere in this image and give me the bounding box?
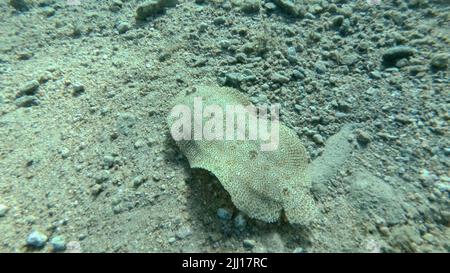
[15,95,40,107]
[274,0,302,17]
[198,22,208,33]
[292,247,304,253]
[422,233,434,243]
[395,113,412,124]
[217,208,232,221]
[103,155,116,168]
[134,139,146,149]
[133,175,146,188]
[50,236,66,251]
[264,2,276,11]
[238,0,260,13]
[243,239,256,249]
[72,83,85,96]
[117,113,137,135]
[292,70,304,79]
[270,72,290,84]
[287,47,297,63]
[117,22,130,34]
[0,204,9,217]
[356,129,371,145]
[175,226,192,239]
[9,0,29,11]
[26,231,48,248]
[315,61,327,74]
[382,46,415,64]
[91,184,104,196]
[42,7,55,17]
[435,182,450,193]
[312,134,324,145]
[39,71,53,83]
[346,53,361,66]
[109,0,123,12]
[95,170,111,184]
[58,147,70,159]
[135,0,178,21]
[378,226,390,236]
[332,15,344,27]
[213,17,226,25]
[370,70,382,79]
[17,80,40,97]
[66,241,82,253]
[430,53,449,70]
[218,40,230,49]
[233,213,246,230]
[224,72,243,88]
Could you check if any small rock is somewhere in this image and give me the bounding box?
[235,53,247,63]
[379,226,390,236]
[39,71,53,83]
[331,15,344,27]
[217,208,233,221]
[287,47,297,63]
[17,51,33,60]
[133,175,146,188]
[26,231,48,248]
[42,7,55,17]
[293,247,304,253]
[50,236,66,251]
[224,73,243,88]
[134,139,146,149]
[17,80,40,97]
[213,16,226,25]
[315,61,327,74]
[195,23,208,33]
[430,53,449,70]
[109,0,123,12]
[95,170,111,184]
[382,46,415,65]
[237,0,260,13]
[356,129,371,145]
[91,184,104,196]
[243,239,256,249]
[15,95,39,107]
[341,54,358,66]
[274,0,303,17]
[435,182,450,193]
[312,134,324,145]
[70,24,82,37]
[117,113,137,135]
[168,237,176,244]
[234,213,246,230]
[72,83,85,96]
[103,155,116,168]
[175,226,192,239]
[9,0,29,11]
[117,22,130,34]
[292,70,304,79]
[370,70,382,79]
[218,40,230,49]
[136,0,178,21]
[66,241,82,253]
[0,204,9,217]
[394,114,412,124]
[265,2,276,11]
[270,72,290,84]
[58,147,70,159]
[389,225,421,252]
